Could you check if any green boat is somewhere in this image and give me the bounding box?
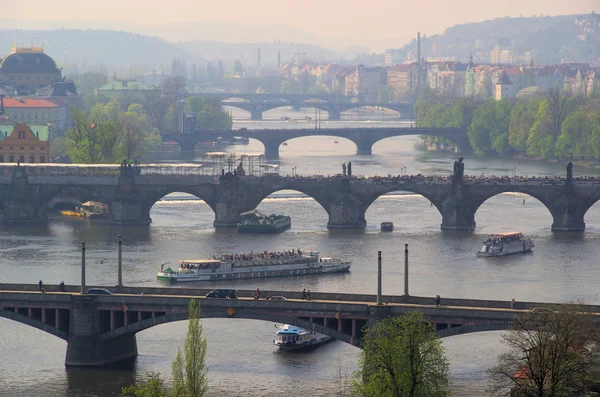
[237,210,291,234]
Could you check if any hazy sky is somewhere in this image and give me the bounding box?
[3,0,598,50]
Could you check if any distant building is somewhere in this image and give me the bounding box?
[387,64,411,98]
[344,65,380,100]
[96,79,156,101]
[0,123,50,163]
[490,44,516,65]
[495,71,517,100]
[384,49,403,66]
[1,98,62,128]
[0,46,61,93]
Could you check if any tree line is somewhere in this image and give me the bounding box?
[53,75,232,163]
[416,90,600,161]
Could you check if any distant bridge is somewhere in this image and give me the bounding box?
[162,127,470,158]
[1,283,589,367]
[189,92,412,120]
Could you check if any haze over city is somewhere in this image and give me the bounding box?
[2,1,600,396]
[2,0,598,50]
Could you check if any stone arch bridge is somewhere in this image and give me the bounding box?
[188,92,413,120]
[162,127,470,159]
[0,164,598,232]
[3,283,592,367]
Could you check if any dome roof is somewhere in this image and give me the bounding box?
[0,49,59,74]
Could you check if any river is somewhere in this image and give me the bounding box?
[1,107,599,396]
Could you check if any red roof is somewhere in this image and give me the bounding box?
[2,98,59,108]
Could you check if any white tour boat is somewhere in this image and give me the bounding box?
[274,324,332,351]
[157,249,351,283]
[476,232,534,257]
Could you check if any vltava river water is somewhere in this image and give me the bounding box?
[1,108,599,396]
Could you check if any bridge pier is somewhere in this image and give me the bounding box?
[327,109,341,121]
[327,192,367,229]
[110,200,151,225]
[65,295,138,367]
[3,199,47,224]
[550,204,586,232]
[439,193,476,231]
[250,108,263,121]
[262,139,282,159]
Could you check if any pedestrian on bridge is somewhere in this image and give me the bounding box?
[38,280,43,291]
[302,289,307,299]
[511,298,516,309]
[59,281,65,292]
[436,295,441,307]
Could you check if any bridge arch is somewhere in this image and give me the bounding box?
[0,309,68,341]
[472,190,554,232]
[364,189,442,230]
[144,189,217,226]
[39,185,109,218]
[253,188,330,228]
[102,310,359,346]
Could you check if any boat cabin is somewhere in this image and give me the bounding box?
[179,259,222,272]
[276,325,312,344]
[487,232,523,243]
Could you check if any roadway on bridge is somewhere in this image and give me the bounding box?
[0,289,548,315]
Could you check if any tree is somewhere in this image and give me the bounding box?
[489,304,600,397]
[172,299,208,397]
[162,76,186,102]
[468,99,512,154]
[121,300,208,397]
[547,88,571,139]
[352,312,450,397]
[527,100,556,159]
[509,100,539,153]
[122,372,169,397]
[50,137,67,160]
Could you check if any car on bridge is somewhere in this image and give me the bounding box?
[86,288,113,295]
[206,289,238,299]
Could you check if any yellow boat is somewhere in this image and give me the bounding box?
[61,210,85,217]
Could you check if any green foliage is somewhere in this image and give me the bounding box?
[121,372,169,397]
[172,299,208,397]
[50,137,67,160]
[65,99,163,163]
[417,95,600,160]
[467,99,513,154]
[121,300,209,397]
[184,97,232,131]
[353,312,450,397]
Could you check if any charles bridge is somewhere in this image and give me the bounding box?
[161,126,470,159]
[0,162,599,231]
[189,92,413,120]
[2,283,598,367]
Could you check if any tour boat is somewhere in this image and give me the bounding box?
[476,232,534,257]
[237,210,291,234]
[157,249,351,283]
[274,324,332,351]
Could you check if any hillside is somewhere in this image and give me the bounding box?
[391,13,600,65]
[0,29,198,74]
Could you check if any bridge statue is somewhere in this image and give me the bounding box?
[567,161,573,183]
[236,161,245,177]
[342,162,347,177]
[452,157,465,181]
[347,161,352,178]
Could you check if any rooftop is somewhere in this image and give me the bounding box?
[2,98,59,108]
